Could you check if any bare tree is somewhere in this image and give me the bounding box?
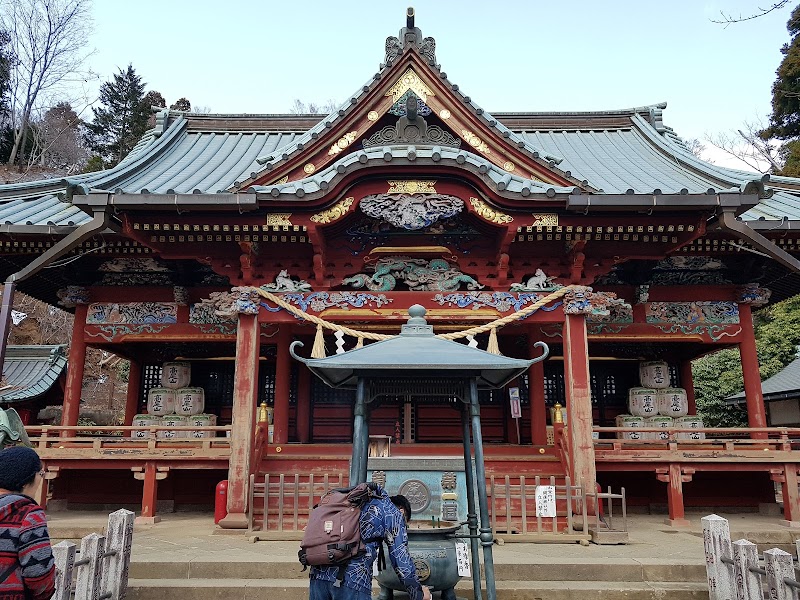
[289,98,339,114]
[712,0,791,26]
[2,0,93,166]
[705,118,783,173]
[27,101,87,171]
[683,138,708,160]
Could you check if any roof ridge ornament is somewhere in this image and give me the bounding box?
[385,7,437,66]
[400,304,434,336]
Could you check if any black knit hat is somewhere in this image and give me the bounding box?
[0,446,42,492]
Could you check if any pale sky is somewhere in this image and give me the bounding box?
[74,0,797,170]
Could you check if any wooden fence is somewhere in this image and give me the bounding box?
[703,514,800,600]
[52,509,134,600]
[247,472,623,543]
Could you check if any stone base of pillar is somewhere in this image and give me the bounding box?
[218,511,248,529]
[134,516,160,525]
[779,519,800,529]
[664,517,691,528]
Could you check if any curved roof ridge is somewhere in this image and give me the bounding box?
[630,113,770,194]
[491,102,668,119]
[246,143,578,201]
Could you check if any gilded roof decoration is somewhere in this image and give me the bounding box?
[303,163,316,174]
[439,109,451,120]
[461,130,490,154]
[386,68,435,103]
[503,161,516,172]
[367,111,380,121]
[469,198,513,224]
[531,214,558,227]
[266,213,293,227]
[387,180,437,194]
[310,197,354,224]
[272,176,289,185]
[328,132,357,156]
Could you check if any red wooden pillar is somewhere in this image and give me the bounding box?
[528,328,547,446]
[123,359,142,426]
[296,364,311,443]
[657,464,692,527]
[563,313,597,506]
[273,327,292,445]
[61,302,89,434]
[738,303,767,438]
[679,359,697,415]
[778,466,800,527]
[219,312,260,529]
[133,462,168,524]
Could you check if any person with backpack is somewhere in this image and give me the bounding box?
[0,446,56,600]
[302,483,431,600]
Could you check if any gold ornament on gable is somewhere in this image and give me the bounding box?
[328,132,358,155]
[386,68,435,103]
[387,180,437,194]
[310,197,355,224]
[367,111,380,121]
[461,130,490,154]
[469,197,513,224]
[303,163,316,174]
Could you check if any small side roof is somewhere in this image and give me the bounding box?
[0,345,67,403]
[727,356,800,404]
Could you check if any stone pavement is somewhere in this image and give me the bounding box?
[44,510,800,600]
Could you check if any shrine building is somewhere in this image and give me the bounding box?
[1,9,799,532]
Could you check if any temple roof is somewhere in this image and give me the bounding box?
[0,11,798,228]
[0,105,794,228]
[0,345,67,404]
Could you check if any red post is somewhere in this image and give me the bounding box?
[219,312,260,529]
[780,466,800,527]
[273,327,292,444]
[563,314,597,509]
[134,462,167,524]
[680,359,697,415]
[528,328,547,446]
[738,303,767,438]
[659,464,691,528]
[296,364,311,443]
[123,359,142,426]
[61,303,88,434]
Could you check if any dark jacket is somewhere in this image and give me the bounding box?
[311,489,422,600]
[0,494,56,600]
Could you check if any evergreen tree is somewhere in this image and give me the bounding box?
[142,90,166,110]
[764,5,800,140]
[170,97,191,112]
[85,64,150,167]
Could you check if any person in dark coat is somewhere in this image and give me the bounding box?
[0,446,56,600]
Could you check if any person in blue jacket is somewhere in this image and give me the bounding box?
[310,485,430,600]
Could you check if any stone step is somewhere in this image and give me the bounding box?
[127,559,706,583]
[126,578,708,600]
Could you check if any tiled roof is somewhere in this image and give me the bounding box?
[727,356,800,402]
[0,345,67,403]
[0,103,797,227]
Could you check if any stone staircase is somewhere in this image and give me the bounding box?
[125,557,709,600]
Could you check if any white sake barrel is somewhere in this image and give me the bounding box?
[615,414,645,440]
[175,387,205,416]
[158,414,189,439]
[131,414,160,439]
[628,388,658,417]
[189,413,217,438]
[646,416,674,441]
[639,361,670,389]
[657,388,688,418]
[161,361,191,389]
[147,388,176,416]
[676,416,706,440]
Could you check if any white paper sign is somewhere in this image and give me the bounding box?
[535,485,557,518]
[455,541,471,577]
[508,387,522,419]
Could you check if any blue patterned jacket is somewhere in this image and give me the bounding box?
[310,488,422,600]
